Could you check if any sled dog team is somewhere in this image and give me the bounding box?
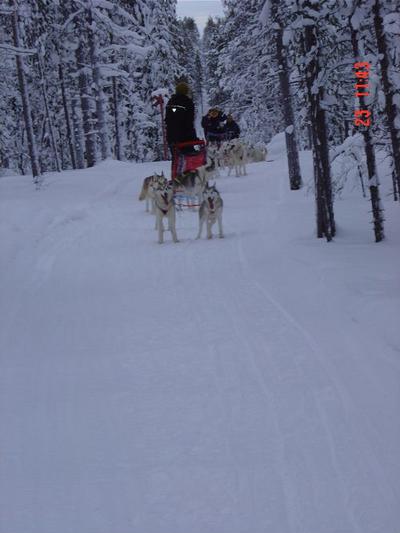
[138,138,267,244]
[139,168,223,245]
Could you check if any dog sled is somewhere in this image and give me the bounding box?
[171,140,207,180]
[171,140,207,210]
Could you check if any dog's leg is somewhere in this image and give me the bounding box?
[207,219,213,239]
[218,213,224,238]
[145,195,149,212]
[169,210,179,243]
[196,215,204,239]
[157,214,164,244]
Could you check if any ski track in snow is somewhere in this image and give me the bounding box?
[0,154,399,533]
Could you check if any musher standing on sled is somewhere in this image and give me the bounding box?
[165,82,198,156]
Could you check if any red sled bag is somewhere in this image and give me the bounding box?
[171,140,207,180]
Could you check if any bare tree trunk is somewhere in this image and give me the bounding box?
[110,44,121,160]
[58,61,77,169]
[75,42,96,167]
[373,0,400,196]
[303,14,335,241]
[112,76,122,160]
[11,0,41,182]
[38,51,61,172]
[86,5,110,160]
[392,171,398,201]
[350,21,384,242]
[275,24,302,190]
[70,92,85,169]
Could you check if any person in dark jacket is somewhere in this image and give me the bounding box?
[201,108,227,143]
[224,114,240,140]
[165,82,197,154]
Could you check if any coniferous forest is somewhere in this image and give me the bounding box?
[1,0,399,242]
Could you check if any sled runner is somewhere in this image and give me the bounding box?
[171,140,207,180]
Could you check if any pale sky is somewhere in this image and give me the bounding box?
[176,0,224,34]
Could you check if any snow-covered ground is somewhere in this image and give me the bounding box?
[1,141,399,533]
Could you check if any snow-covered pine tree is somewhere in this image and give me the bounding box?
[261,0,302,190]
[372,0,400,198]
[1,1,201,172]
[176,17,204,117]
[346,0,384,241]
[0,5,21,173]
[295,0,336,240]
[7,0,41,181]
[203,1,286,145]
[203,16,230,109]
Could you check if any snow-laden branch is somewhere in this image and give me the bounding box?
[0,43,36,55]
[99,43,152,58]
[93,9,142,39]
[98,64,129,78]
[260,0,271,26]
[0,6,14,15]
[384,13,400,35]
[59,8,84,33]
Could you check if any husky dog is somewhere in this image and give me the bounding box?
[153,180,179,244]
[173,170,204,196]
[205,144,223,177]
[138,172,167,212]
[246,143,268,162]
[196,183,224,240]
[174,162,220,208]
[223,139,247,177]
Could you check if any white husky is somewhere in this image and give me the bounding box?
[223,139,247,177]
[247,143,268,162]
[196,183,224,240]
[153,181,179,244]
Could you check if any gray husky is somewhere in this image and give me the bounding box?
[153,180,179,244]
[196,183,224,240]
[138,172,167,212]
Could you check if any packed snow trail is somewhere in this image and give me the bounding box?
[1,145,399,533]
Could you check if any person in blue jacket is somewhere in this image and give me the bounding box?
[201,108,227,143]
[224,114,240,140]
